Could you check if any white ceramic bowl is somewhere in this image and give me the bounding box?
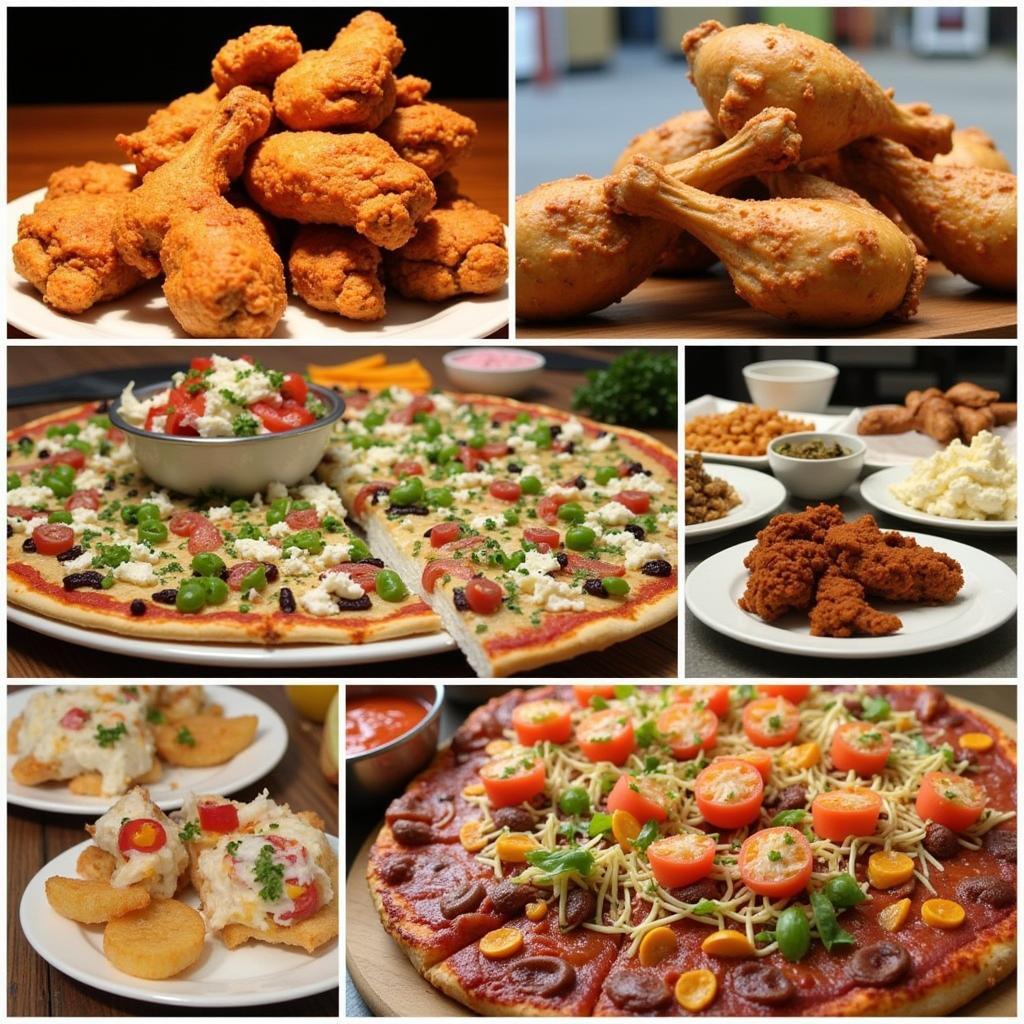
[108,382,344,497]
[743,359,839,412]
[768,433,866,500]
[442,347,545,396]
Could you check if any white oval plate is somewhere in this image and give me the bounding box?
[7,604,456,668]
[8,182,508,340]
[20,835,338,1007]
[684,395,843,468]
[685,465,787,543]
[7,684,288,813]
[860,466,1017,534]
[686,530,1017,658]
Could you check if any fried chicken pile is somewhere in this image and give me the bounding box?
[13,11,507,336]
[738,504,964,638]
[858,382,1017,445]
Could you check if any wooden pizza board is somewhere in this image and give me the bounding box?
[346,695,1017,1017]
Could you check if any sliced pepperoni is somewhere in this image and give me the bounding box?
[391,818,434,847]
[492,806,534,832]
[452,709,502,754]
[188,519,222,554]
[354,481,394,517]
[169,510,205,536]
[848,942,911,986]
[286,508,320,530]
[957,877,1015,908]
[562,553,626,577]
[562,887,596,930]
[386,790,450,825]
[886,877,917,901]
[227,561,262,591]
[768,784,808,811]
[325,562,379,593]
[66,489,100,511]
[489,879,542,916]
[604,968,670,1012]
[444,535,486,552]
[922,822,960,861]
[378,854,414,884]
[732,962,794,1005]
[983,830,1016,862]
[914,689,946,723]
[510,957,576,997]
[669,879,721,904]
[440,881,486,919]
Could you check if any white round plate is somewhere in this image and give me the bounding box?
[686,531,1017,658]
[20,836,338,1006]
[8,183,508,339]
[7,685,288,813]
[685,465,787,542]
[7,604,456,668]
[860,466,1017,534]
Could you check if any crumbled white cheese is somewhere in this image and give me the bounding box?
[298,571,365,616]
[430,393,455,414]
[266,480,289,501]
[454,472,494,488]
[596,501,635,526]
[516,549,561,578]
[7,485,55,507]
[596,474,664,497]
[129,542,161,564]
[70,507,98,526]
[267,521,291,538]
[207,505,232,522]
[73,468,107,490]
[117,383,167,426]
[657,511,678,532]
[618,534,668,571]
[589,432,615,452]
[112,560,158,586]
[519,574,585,613]
[297,482,346,518]
[470,514,498,531]
[559,418,585,442]
[279,552,313,576]
[146,490,175,519]
[313,543,353,570]
[234,538,281,562]
[61,550,95,573]
[545,485,578,499]
[7,515,47,534]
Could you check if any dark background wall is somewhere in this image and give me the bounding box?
[685,346,1017,406]
[7,7,509,103]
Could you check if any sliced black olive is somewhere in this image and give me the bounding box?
[391,818,433,847]
[440,881,487,919]
[848,942,911,986]
[732,962,794,1005]
[957,877,1014,908]
[510,956,576,997]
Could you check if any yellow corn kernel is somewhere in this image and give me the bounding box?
[462,782,486,798]
[611,809,641,852]
[878,897,911,932]
[485,739,512,756]
[675,968,718,1012]
[922,898,965,929]
[495,832,540,863]
[459,820,488,853]
[779,741,820,772]
[701,929,754,958]
[867,850,915,889]
[479,927,523,959]
[525,900,548,922]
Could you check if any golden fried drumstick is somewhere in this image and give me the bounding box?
[684,20,953,159]
[114,86,273,278]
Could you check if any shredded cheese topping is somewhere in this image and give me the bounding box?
[466,686,1014,957]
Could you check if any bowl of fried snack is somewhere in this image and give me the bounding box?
[768,432,866,499]
[685,404,816,458]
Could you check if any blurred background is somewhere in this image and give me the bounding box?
[517,6,1017,190]
[684,344,1017,406]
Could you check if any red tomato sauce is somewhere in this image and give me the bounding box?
[346,694,429,755]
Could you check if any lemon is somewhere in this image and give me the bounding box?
[286,685,337,722]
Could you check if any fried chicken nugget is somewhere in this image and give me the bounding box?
[12,755,62,786]
[244,131,435,249]
[289,225,385,321]
[154,714,258,766]
[103,899,206,979]
[115,84,221,177]
[76,845,116,882]
[219,848,338,953]
[377,102,477,179]
[14,194,146,314]
[385,201,508,301]
[212,25,302,93]
[395,74,431,107]
[46,162,139,200]
[46,877,150,924]
[273,11,404,131]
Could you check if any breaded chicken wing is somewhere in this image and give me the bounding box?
[273,11,404,131]
[244,131,434,249]
[824,516,964,603]
[160,196,286,338]
[377,102,477,179]
[14,195,144,314]
[45,162,139,200]
[289,225,385,321]
[385,199,507,301]
[738,539,831,622]
[115,84,221,177]
[212,25,302,94]
[114,86,273,278]
[808,569,903,637]
[395,74,431,107]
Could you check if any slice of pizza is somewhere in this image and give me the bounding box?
[7,402,440,644]
[320,388,678,675]
[176,790,337,953]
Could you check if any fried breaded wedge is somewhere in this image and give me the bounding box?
[154,714,257,767]
[45,876,150,923]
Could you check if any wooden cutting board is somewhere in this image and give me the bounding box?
[517,264,1016,340]
[346,695,1016,1017]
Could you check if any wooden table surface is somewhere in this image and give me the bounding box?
[517,263,1016,340]
[6,683,339,1017]
[6,345,678,679]
[7,99,508,339]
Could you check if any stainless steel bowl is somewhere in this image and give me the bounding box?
[346,684,444,805]
[108,380,344,497]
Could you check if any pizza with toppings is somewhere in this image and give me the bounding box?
[318,387,678,675]
[367,685,1016,1015]
[7,374,677,673]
